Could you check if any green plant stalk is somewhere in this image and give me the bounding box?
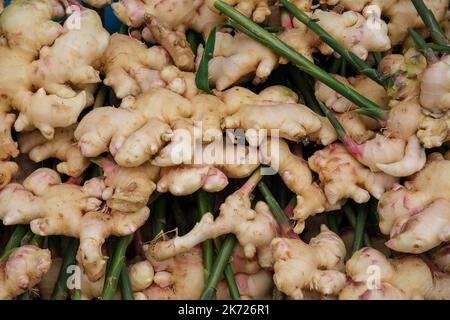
[330,57,342,74]
[119,23,128,35]
[350,204,368,254]
[197,190,214,280]
[119,264,134,300]
[223,264,241,300]
[373,52,382,66]
[280,0,390,88]
[216,3,386,120]
[0,225,28,262]
[152,195,167,237]
[200,234,236,300]
[20,230,34,247]
[51,238,80,300]
[343,205,372,248]
[288,67,322,114]
[427,43,450,52]
[195,27,217,93]
[411,0,448,46]
[29,234,44,247]
[258,181,298,239]
[102,235,133,300]
[339,58,347,77]
[186,30,199,55]
[408,27,439,63]
[93,85,108,109]
[326,212,339,234]
[72,289,81,300]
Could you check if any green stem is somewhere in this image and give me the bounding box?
[329,57,342,74]
[350,204,368,254]
[339,58,347,77]
[344,205,372,248]
[71,289,81,300]
[200,234,236,300]
[326,212,339,234]
[152,196,167,238]
[93,85,108,109]
[102,235,133,300]
[373,52,382,66]
[0,225,28,262]
[408,27,439,63]
[186,30,200,55]
[280,0,390,88]
[288,67,322,115]
[119,23,128,35]
[29,234,44,248]
[197,191,214,280]
[216,2,386,120]
[239,167,262,194]
[119,264,134,300]
[411,0,448,46]
[20,230,34,246]
[428,43,450,52]
[51,238,80,300]
[223,264,241,300]
[195,27,217,93]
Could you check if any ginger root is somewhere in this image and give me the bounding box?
[420,55,450,116]
[207,0,271,23]
[271,225,347,300]
[134,247,204,300]
[145,189,279,268]
[198,31,278,91]
[216,270,274,300]
[378,154,450,253]
[156,165,228,196]
[0,245,52,300]
[340,247,450,300]
[308,143,397,207]
[18,124,89,177]
[94,158,159,212]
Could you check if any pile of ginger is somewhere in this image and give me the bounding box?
[0,0,450,301]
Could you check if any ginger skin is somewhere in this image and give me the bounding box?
[216,270,274,300]
[321,0,449,45]
[420,55,450,116]
[0,245,52,300]
[145,189,279,268]
[134,247,204,300]
[198,31,278,91]
[207,0,271,23]
[94,157,159,212]
[308,143,397,207]
[340,247,450,300]
[272,225,347,300]
[18,124,89,177]
[378,154,450,254]
[0,168,149,281]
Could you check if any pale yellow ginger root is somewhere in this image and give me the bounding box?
[0,245,52,300]
[271,225,347,300]
[420,55,450,115]
[260,138,335,234]
[229,244,261,274]
[224,103,322,144]
[375,135,426,177]
[0,111,19,161]
[321,0,448,45]
[75,88,191,161]
[129,261,154,292]
[207,0,271,23]
[335,112,378,144]
[0,160,19,189]
[94,158,159,212]
[113,0,222,70]
[156,165,228,196]
[198,32,278,91]
[78,207,150,281]
[417,114,450,148]
[146,189,279,268]
[278,19,331,63]
[308,143,397,206]
[315,75,389,113]
[0,168,103,232]
[31,8,109,99]
[134,247,204,300]
[339,247,450,300]
[216,270,274,300]
[431,243,450,273]
[385,98,422,140]
[102,33,171,99]
[312,6,391,60]
[0,0,88,140]
[160,66,198,99]
[378,49,427,101]
[378,154,450,253]
[18,124,89,177]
